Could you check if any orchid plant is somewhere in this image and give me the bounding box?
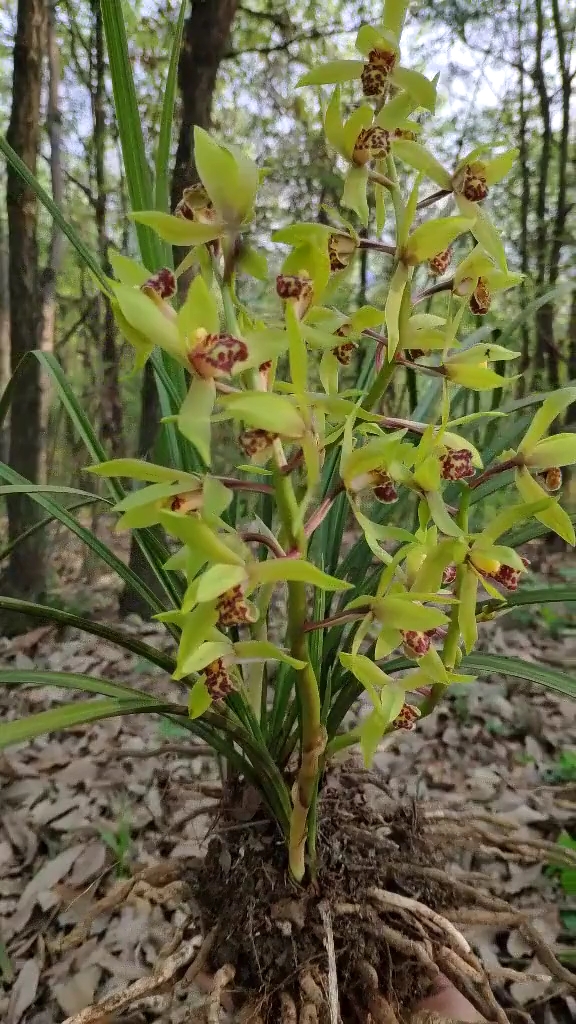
[1,0,575,885]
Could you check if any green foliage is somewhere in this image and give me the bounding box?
[1,0,576,885]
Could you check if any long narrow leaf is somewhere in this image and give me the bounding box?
[2,351,182,608]
[0,135,110,291]
[155,0,187,215]
[0,497,104,562]
[0,697,186,751]
[99,1,162,270]
[0,462,173,619]
[0,596,176,673]
[0,668,163,701]
[461,653,576,700]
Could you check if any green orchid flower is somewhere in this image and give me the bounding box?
[501,388,576,544]
[443,343,520,391]
[297,10,436,114]
[322,87,424,225]
[390,141,518,270]
[453,245,523,314]
[170,628,309,717]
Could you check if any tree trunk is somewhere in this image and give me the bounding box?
[39,0,65,480]
[171,0,240,207]
[92,0,123,456]
[1,0,47,626]
[0,196,10,464]
[121,0,239,619]
[532,0,554,387]
[516,1,531,395]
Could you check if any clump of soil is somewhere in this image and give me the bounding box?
[189,780,488,1023]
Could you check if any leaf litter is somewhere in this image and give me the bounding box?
[0,547,575,1022]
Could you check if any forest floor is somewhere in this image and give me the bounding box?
[0,537,575,1024]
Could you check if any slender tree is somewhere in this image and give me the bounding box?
[91,0,123,454]
[1,0,47,622]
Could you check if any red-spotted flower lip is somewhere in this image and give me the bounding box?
[189,331,249,379]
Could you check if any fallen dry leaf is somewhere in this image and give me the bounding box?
[6,959,40,1024]
[53,966,102,1017]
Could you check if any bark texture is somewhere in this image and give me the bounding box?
[2,0,47,621]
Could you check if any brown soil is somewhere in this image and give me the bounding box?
[188,776,503,1023]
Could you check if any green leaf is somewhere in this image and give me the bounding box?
[219,392,306,438]
[233,640,306,669]
[158,511,245,565]
[0,462,172,617]
[459,569,478,653]
[99,1,164,270]
[88,458,197,485]
[0,698,181,752]
[297,60,364,87]
[131,210,220,247]
[342,166,369,226]
[0,135,110,291]
[178,273,220,336]
[404,216,472,264]
[383,0,409,36]
[195,564,247,603]
[254,558,352,591]
[188,678,213,720]
[515,468,575,545]
[155,0,187,213]
[0,668,162,702]
[392,140,451,188]
[461,654,576,700]
[194,128,258,225]
[392,67,436,111]
[177,377,216,465]
[519,388,576,454]
[0,597,176,673]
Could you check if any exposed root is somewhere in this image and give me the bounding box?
[367,888,471,957]
[60,936,201,1024]
[319,901,339,1024]
[53,862,182,953]
[281,992,298,1024]
[49,788,576,1024]
[207,965,236,1024]
[300,1004,319,1024]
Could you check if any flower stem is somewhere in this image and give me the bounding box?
[286,577,326,881]
[272,450,324,880]
[468,456,519,490]
[416,188,451,210]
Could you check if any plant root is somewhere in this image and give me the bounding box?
[60,936,202,1024]
[207,965,236,1024]
[49,790,576,1024]
[53,862,183,954]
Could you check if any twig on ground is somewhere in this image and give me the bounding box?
[61,937,201,1024]
[182,926,219,985]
